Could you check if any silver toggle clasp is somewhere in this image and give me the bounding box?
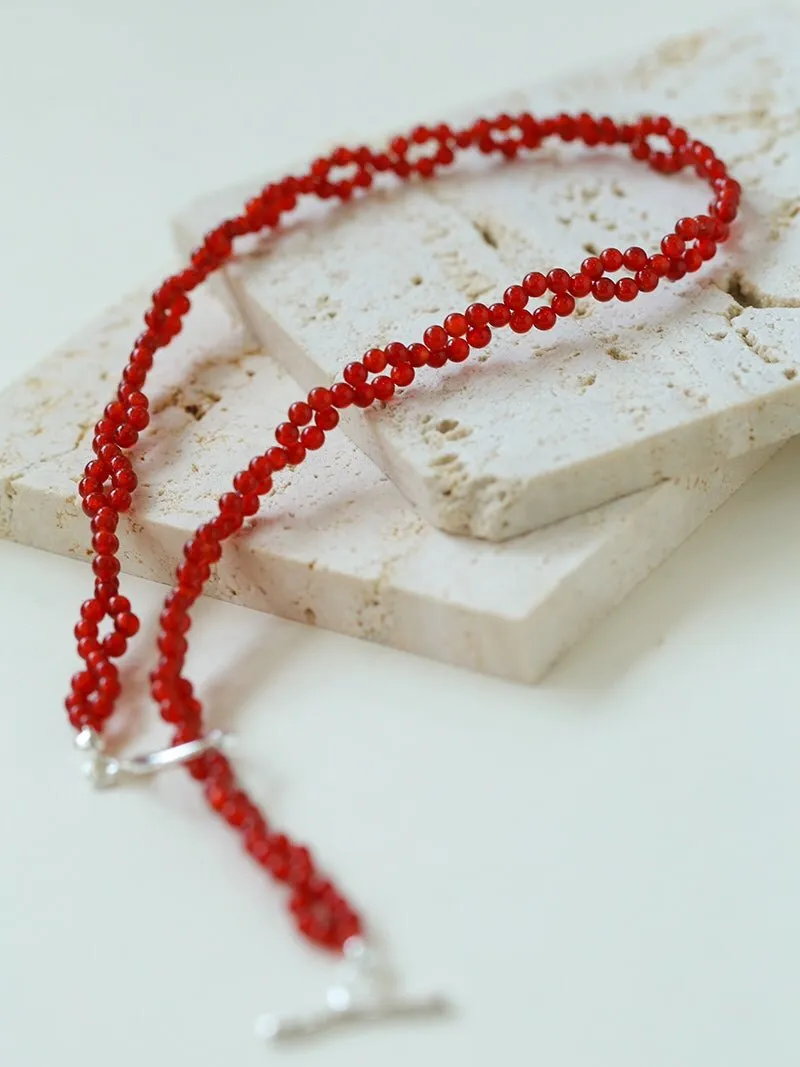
[255,937,451,1044]
[75,726,229,789]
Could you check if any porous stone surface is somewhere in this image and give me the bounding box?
[173,11,800,541]
[0,289,776,684]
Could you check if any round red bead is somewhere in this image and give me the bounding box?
[533,306,556,331]
[523,272,548,297]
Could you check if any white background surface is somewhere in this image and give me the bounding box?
[1,2,799,1065]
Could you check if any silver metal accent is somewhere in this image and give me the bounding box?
[255,937,451,1044]
[75,726,229,789]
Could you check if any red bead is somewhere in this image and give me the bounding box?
[115,425,138,448]
[219,493,244,518]
[546,268,571,294]
[331,382,355,408]
[532,306,556,331]
[384,342,409,367]
[372,375,396,401]
[103,632,128,659]
[315,407,340,430]
[92,555,120,580]
[696,238,717,261]
[623,246,648,271]
[352,383,375,408]
[675,217,699,240]
[649,254,671,277]
[288,402,313,426]
[683,248,703,273]
[444,313,467,337]
[712,220,730,242]
[509,310,533,333]
[635,268,659,293]
[126,406,150,431]
[407,343,430,367]
[488,303,511,328]
[600,247,624,272]
[92,531,119,555]
[301,426,325,450]
[391,363,415,387]
[580,257,604,280]
[275,422,299,447]
[615,278,639,302]
[666,259,688,281]
[113,468,137,493]
[592,277,615,302]
[551,293,575,317]
[285,443,307,466]
[503,285,528,310]
[423,325,448,351]
[466,326,491,349]
[568,273,592,298]
[447,338,470,362]
[115,612,140,638]
[265,446,288,471]
[465,302,490,327]
[343,362,368,386]
[523,272,548,297]
[307,387,333,411]
[363,348,386,373]
[233,470,258,495]
[81,598,106,622]
[715,200,738,224]
[661,234,686,259]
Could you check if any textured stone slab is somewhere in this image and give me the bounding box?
[173,11,800,541]
[0,289,776,684]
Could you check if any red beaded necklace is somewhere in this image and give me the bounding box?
[66,110,739,1042]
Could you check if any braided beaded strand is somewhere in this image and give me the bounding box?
[66,110,740,954]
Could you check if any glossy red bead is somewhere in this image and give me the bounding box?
[288,402,313,426]
[592,277,615,302]
[343,362,368,386]
[523,272,548,297]
[447,338,470,362]
[615,278,639,302]
[407,343,430,367]
[661,233,686,259]
[635,268,659,293]
[307,387,333,411]
[352,383,375,408]
[509,309,533,333]
[623,246,648,271]
[275,422,299,446]
[546,268,571,294]
[384,342,409,367]
[552,293,576,317]
[488,303,511,328]
[301,426,325,450]
[466,326,492,349]
[444,313,467,337]
[423,325,448,351]
[315,407,340,431]
[532,306,556,331]
[504,285,528,310]
[330,382,355,408]
[580,256,604,280]
[569,273,592,298]
[465,302,490,327]
[600,247,624,272]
